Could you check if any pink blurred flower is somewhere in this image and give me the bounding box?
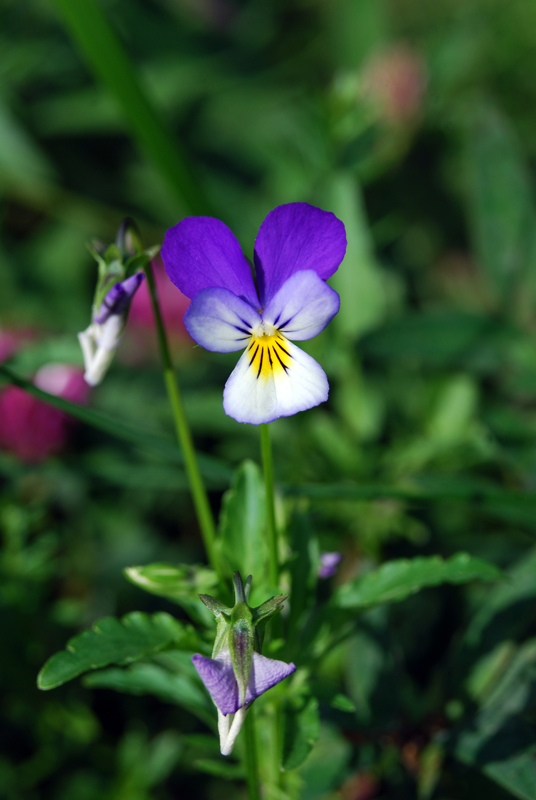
[0,364,90,463]
[0,328,34,364]
[362,45,426,124]
[129,258,190,336]
[123,258,192,363]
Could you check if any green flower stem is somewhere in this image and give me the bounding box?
[260,424,279,587]
[144,262,222,581]
[244,709,261,800]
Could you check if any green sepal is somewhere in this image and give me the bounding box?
[229,601,255,707]
[252,593,288,650]
[198,594,232,618]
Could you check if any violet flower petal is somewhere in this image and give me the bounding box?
[263,270,340,342]
[192,653,239,715]
[318,552,342,578]
[184,287,261,353]
[94,273,145,324]
[223,337,329,425]
[244,652,296,704]
[253,203,347,306]
[162,216,259,306]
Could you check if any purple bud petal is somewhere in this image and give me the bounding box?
[94,273,145,324]
[192,653,239,715]
[318,552,342,579]
[244,652,296,704]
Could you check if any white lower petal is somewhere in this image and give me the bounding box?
[220,706,250,756]
[223,335,329,424]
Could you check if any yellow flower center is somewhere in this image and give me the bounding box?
[247,330,292,380]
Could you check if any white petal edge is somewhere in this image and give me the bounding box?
[262,270,340,341]
[185,287,261,353]
[223,338,329,424]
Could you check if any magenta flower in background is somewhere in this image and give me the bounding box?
[0,364,89,463]
[162,203,346,424]
[128,258,190,340]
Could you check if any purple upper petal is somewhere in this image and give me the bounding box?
[245,652,296,704]
[94,273,145,324]
[162,217,259,307]
[192,653,239,715]
[253,203,347,305]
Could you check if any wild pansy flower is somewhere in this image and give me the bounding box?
[192,572,295,756]
[162,203,347,424]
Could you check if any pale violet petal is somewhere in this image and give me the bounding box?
[192,653,239,715]
[185,287,261,353]
[223,337,329,424]
[245,652,296,704]
[262,270,340,341]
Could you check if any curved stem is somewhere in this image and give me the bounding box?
[144,261,222,581]
[260,424,278,587]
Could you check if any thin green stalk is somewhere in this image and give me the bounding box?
[244,709,261,800]
[144,261,222,581]
[260,424,279,587]
[50,0,208,216]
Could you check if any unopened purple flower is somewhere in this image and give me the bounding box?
[318,552,342,579]
[192,572,295,755]
[78,273,144,386]
[192,649,295,716]
[162,203,346,424]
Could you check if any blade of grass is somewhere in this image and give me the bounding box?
[49,0,208,217]
[0,364,230,485]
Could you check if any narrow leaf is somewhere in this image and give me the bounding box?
[0,364,231,486]
[283,696,320,771]
[49,0,207,215]
[335,553,502,610]
[219,461,268,588]
[38,611,189,690]
[125,563,219,625]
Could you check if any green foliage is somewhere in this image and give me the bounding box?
[218,460,269,591]
[38,612,193,690]
[335,553,502,609]
[124,563,218,625]
[4,0,536,797]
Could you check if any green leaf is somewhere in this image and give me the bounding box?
[218,461,268,590]
[453,639,536,799]
[124,563,219,626]
[484,751,536,800]
[327,172,385,340]
[84,661,214,727]
[283,697,320,771]
[38,612,189,690]
[335,553,502,610]
[192,759,245,780]
[466,106,535,306]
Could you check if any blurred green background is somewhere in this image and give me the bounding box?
[3,0,536,798]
